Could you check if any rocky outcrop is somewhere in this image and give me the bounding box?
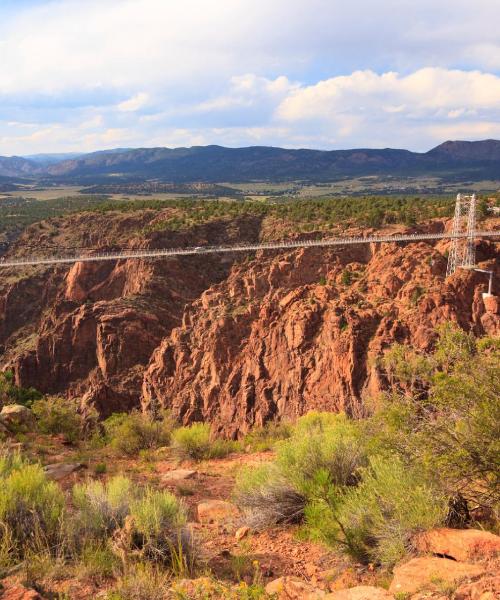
[389,557,485,595]
[1,211,260,416]
[415,528,500,563]
[143,235,499,437]
[0,210,497,431]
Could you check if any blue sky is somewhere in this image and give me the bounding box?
[0,0,499,155]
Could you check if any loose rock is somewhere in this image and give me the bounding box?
[43,462,85,481]
[389,557,485,595]
[161,469,197,483]
[0,404,35,431]
[235,526,250,541]
[265,576,326,599]
[0,584,42,600]
[197,500,239,525]
[415,528,500,562]
[454,574,500,600]
[325,586,393,600]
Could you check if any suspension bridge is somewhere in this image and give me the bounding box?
[0,194,497,275]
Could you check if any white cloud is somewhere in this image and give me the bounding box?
[117,93,149,112]
[0,1,499,153]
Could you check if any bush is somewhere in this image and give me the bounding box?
[277,412,367,495]
[376,323,500,509]
[172,423,237,461]
[0,452,65,561]
[104,411,175,456]
[31,396,84,443]
[105,563,170,600]
[341,269,352,285]
[129,488,189,567]
[0,370,42,408]
[71,476,134,543]
[76,541,119,582]
[233,463,306,529]
[242,421,292,452]
[305,456,447,566]
[234,413,366,528]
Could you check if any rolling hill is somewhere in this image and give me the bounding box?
[0,140,499,183]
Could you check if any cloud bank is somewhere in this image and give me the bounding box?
[0,0,499,154]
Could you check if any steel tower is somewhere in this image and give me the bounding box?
[446,194,477,277]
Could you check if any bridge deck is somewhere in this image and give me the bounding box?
[0,230,498,268]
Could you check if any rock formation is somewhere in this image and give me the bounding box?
[0,210,497,434]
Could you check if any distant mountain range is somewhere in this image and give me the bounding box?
[0,140,499,183]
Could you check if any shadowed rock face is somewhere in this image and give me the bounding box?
[0,211,497,432]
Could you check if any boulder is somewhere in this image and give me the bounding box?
[325,587,393,599]
[0,584,42,599]
[43,462,85,481]
[389,557,485,595]
[0,404,35,431]
[265,576,326,599]
[454,574,500,600]
[415,528,500,562]
[197,500,239,525]
[161,469,197,483]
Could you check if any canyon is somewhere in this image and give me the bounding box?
[0,209,498,436]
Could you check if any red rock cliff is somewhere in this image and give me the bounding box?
[142,236,499,437]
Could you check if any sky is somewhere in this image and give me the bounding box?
[0,0,500,155]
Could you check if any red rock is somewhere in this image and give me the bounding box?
[265,576,326,599]
[325,586,393,599]
[197,500,239,525]
[43,462,85,481]
[415,528,500,562]
[482,294,499,314]
[0,584,42,600]
[0,212,496,432]
[388,557,486,595]
[454,574,500,600]
[161,469,197,483]
[143,237,498,437]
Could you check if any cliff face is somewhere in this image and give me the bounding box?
[0,210,497,433]
[142,236,499,437]
[1,211,262,415]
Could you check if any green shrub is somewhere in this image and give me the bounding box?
[341,270,352,286]
[71,476,134,543]
[376,323,500,509]
[105,562,170,600]
[76,541,119,582]
[305,456,447,566]
[0,454,65,560]
[234,413,366,529]
[171,423,237,461]
[0,370,42,408]
[94,462,107,475]
[129,488,189,566]
[31,396,84,443]
[243,421,292,452]
[104,411,175,456]
[277,412,367,495]
[233,463,306,529]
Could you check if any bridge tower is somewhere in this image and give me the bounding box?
[446,193,477,277]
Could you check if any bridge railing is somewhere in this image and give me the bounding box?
[0,230,498,268]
